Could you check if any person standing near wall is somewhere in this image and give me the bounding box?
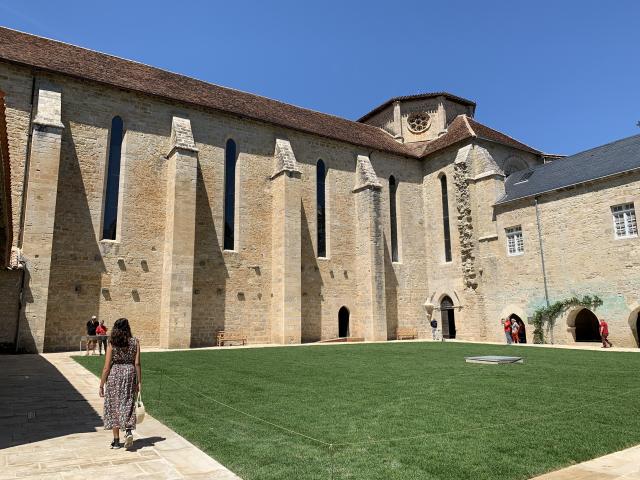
[86,315,99,355]
[96,320,108,355]
[430,318,438,340]
[600,318,613,348]
[502,318,512,344]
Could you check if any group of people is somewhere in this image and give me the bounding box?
[86,315,142,450]
[501,317,527,344]
[501,316,614,348]
[85,315,109,355]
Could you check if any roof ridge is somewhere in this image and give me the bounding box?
[466,116,541,154]
[564,133,640,157]
[0,26,371,128]
[0,26,416,157]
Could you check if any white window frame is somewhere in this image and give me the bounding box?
[611,203,638,239]
[505,226,524,256]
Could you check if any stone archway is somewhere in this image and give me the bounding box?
[440,296,456,339]
[338,307,350,338]
[509,313,527,343]
[574,308,600,342]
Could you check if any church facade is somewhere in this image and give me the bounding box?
[0,27,638,353]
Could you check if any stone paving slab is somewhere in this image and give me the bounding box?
[0,353,241,479]
[531,444,640,479]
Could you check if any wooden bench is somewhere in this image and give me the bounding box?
[216,330,247,346]
[396,327,418,340]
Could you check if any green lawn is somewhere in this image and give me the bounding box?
[74,342,640,480]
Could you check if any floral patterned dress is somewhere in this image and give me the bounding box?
[103,337,138,430]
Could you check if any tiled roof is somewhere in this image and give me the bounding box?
[406,115,542,158]
[0,27,544,164]
[358,92,476,122]
[0,90,13,267]
[497,134,640,205]
[0,27,414,157]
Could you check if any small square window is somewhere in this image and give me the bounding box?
[506,226,524,256]
[612,203,638,239]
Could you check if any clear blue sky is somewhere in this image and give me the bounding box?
[1,0,638,155]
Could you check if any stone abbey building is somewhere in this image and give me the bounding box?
[0,27,638,353]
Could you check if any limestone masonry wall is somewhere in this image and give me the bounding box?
[1,57,638,352]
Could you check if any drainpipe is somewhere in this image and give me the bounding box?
[534,196,552,342]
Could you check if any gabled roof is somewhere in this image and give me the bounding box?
[497,134,640,205]
[357,92,476,123]
[0,27,414,157]
[0,90,13,268]
[405,115,542,158]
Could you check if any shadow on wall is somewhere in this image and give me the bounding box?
[0,269,23,352]
[384,238,398,339]
[0,354,102,448]
[42,129,105,352]
[191,162,228,347]
[301,204,322,342]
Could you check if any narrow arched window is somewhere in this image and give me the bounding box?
[389,175,399,262]
[317,159,326,257]
[440,175,452,262]
[102,116,124,240]
[223,139,237,250]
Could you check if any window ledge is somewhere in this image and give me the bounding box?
[317,256,330,261]
[478,234,499,242]
[508,252,525,257]
[614,235,638,240]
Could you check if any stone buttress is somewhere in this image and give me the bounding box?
[17,82,65,353]
[159,116,198,348]
[353,154,387,341]
[270,139,302,344]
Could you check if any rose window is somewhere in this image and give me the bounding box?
[407,112,431,133]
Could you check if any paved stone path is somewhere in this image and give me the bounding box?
[0,353,241,479]
[531,444,640,479]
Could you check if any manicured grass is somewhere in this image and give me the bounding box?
[75,342,640,479]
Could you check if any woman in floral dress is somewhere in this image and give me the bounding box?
[99,318,141,449]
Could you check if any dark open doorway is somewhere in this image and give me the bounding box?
[338,307,350,338]
[636,313,640,348]
[510,314,527,343]
[575,309,600,342]
[440,296,456,339]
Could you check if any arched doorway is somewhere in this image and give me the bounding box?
[510,314,526,343]
[338,307,350,338]
[575,309,600,342]
[440,296,456,339]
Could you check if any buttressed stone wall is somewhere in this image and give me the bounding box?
[0,36,638,352]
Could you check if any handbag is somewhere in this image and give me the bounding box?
[135,392,145,424]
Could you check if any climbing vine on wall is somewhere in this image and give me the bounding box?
[532,295,603,344]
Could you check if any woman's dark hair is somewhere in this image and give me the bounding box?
[110,317,132,348]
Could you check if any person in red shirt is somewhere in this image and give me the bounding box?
[96,320,108,355]
[502,318,512,344]
[599,318,612,348]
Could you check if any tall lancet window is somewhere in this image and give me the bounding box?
[224,139,237,250]
[102,116,124,240]
[316,159,327,257]
[440,174,452,262]
[389,175,399,262]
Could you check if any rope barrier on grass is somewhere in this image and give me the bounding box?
[330,385,640,447]
[161,373,332,447]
